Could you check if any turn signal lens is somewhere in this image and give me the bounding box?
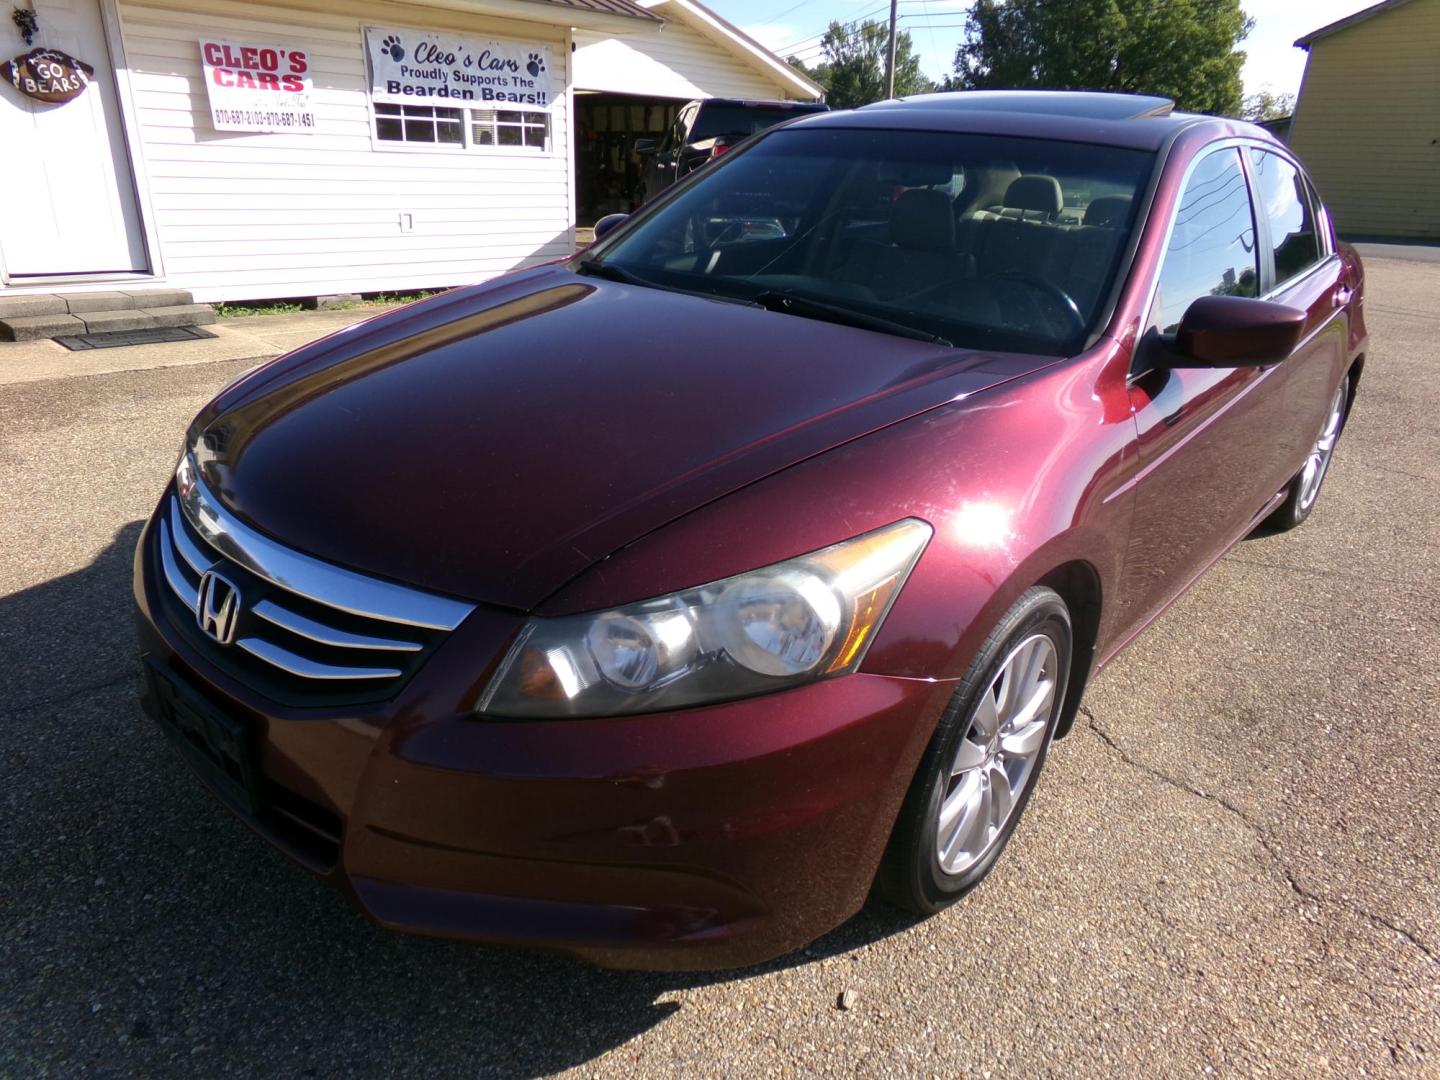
[477,519,931,718]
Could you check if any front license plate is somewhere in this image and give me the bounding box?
[144,659,258,814]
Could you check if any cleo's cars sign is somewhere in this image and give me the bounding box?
[2,48,95,104]
[198,38,316,133]
[365,27,554,108]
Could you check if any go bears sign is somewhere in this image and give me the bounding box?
[2,47,95,104]
[365,27,554,109]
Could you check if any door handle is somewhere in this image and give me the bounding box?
[1333,285,1353,308]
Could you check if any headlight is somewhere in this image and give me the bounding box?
[477,519,932,718]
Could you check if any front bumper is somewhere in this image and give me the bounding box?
[133,511,952,970]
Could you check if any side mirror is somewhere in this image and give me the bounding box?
[632,137,658,155]
[593,213,629,242]
[1163,295,1307,368]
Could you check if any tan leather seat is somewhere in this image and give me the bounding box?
[961,175,1068,279]
[1042,195,1132,314]
[835,188,973,299]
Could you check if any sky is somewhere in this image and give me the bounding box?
[721,0,1382,99]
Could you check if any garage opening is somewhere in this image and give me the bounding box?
[574,91,682,226]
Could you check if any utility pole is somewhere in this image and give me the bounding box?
[884,0,898,98]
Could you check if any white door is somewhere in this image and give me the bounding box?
[0,0,147,276]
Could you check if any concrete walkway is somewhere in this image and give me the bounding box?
[0,306,398,387]
[1349,240,1440,264]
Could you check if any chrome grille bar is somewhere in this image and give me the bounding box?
[168,498,212,576]
[236,637,405,681]
[158,518,199,614]
[176,475,473,631]
[156,467,474,699]
[252,599,423,653]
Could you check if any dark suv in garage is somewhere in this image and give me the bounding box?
[637,97,827,200]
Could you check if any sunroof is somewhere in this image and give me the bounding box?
[866,91,1175,121]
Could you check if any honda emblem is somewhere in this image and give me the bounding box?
[196,569,242,646]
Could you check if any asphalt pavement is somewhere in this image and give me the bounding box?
[1,259,1436,1077]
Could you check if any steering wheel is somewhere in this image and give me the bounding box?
[997,271,1086,337]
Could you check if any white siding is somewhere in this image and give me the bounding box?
[116,0,575,301]
[573,14,796,100]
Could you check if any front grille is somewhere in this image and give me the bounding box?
[153,477,474,708]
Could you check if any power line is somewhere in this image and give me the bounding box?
[775,7,888,53]
[747,0,832,33]
[778,0,1244,63]
[776,4,969,55]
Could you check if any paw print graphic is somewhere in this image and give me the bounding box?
[381,35,405,62]
[526,52,545,77]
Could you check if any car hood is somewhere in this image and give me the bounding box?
[191,265,1056,610]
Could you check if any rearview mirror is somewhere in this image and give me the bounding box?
[593,213,629,242]
[633,137,658,155]
[1162,295,1307,368]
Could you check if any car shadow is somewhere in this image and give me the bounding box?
[2,522,922,1074]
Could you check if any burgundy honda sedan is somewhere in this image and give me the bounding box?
[134,91,1366,970]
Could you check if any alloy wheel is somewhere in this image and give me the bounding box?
[1296,381,1347,512]
[936,633,1059,876]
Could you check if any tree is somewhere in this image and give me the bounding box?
[791,21,935,109]
[949,0,1252,117]
[1241,90,1295,121]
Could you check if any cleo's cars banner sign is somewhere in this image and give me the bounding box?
[198,38,316,133]
[365,27,555,109]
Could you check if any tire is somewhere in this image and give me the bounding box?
[1265,374,1350,532]
[876,586,1072,915]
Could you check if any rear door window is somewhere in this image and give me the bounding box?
[1153,148,1259,333]
[1248,149,1323,288]
[663,105,695,154]
[690,105,812,143]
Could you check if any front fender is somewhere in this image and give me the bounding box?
[541,345,1138,701]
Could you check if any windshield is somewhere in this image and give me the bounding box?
[590,127,1154,354]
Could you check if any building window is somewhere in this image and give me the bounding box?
[375,103,464,145]
[374,104,551,152]
[472,109,551,150]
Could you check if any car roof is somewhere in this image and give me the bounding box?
[788,91,1226,152]
[699,98,828,110]
[872,90,1178,120]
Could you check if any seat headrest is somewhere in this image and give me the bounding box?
[1083,194,1132,229]
[1004,175,1063,217]
[890,188,955,252]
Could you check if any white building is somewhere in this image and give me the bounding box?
[0,0,820,304]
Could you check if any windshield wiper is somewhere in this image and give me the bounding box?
[752,291,950,346]
[575,257,762,308]
[575,257,652,287]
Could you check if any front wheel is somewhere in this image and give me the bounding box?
[876,587,1072,914]
[1265,374,1350,532]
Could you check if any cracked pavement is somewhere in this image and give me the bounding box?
[1,257,1437,1076]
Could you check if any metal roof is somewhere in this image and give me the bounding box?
[647,0,825,99]
[534,0,662,22]
[1296,0,1417,47]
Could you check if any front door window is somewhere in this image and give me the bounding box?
[1151,147,1259,334]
